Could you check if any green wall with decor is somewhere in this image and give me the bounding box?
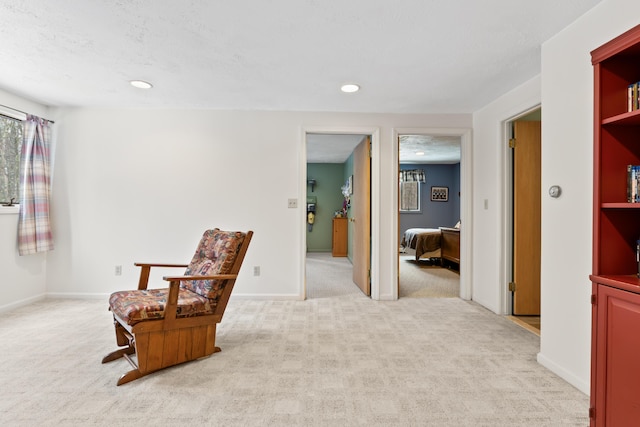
[306,163,347,252]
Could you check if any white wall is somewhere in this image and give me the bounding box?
[7,0,636,396]
[45,108,471,301]
[538,0,640,395]
[472,76,542,315]
[0,89,51,311]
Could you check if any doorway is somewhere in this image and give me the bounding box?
[507,108,542,334]
[303,130,375,299]
[397,134,461,298]
[393,127,472,301]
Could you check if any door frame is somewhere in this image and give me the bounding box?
[300,126,381,300]
[501,105,541,315]
[392,127,473,301]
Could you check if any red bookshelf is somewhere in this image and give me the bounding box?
[590,24,640,425]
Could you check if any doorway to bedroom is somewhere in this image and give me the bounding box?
[398,134,461,298]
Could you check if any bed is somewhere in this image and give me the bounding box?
[401,228,442,260]
[401,223,460,267]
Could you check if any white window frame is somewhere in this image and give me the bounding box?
[0,106,26,213]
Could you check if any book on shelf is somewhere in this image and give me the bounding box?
[628,82,640,112]
[628,165,640,202]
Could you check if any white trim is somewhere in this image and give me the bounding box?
[0,205,19,214]
[501,118,514,315]
[537,352,589,395]
[392,127,473,301]
[45,292,109,300]
[0,110,24,209]
[301,126,381,300]
[0,105,26,121]
[501,105,542,315]
[230,293,305,301]
[0,294,46,313]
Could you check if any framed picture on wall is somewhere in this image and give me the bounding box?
[348,175,353,195]
[431,186,448,202]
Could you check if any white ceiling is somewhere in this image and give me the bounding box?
[399,135,461,164]
[0,0,601,114]
[307,134,366,163]
[307,133,461,163]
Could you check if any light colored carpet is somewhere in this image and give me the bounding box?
[306,252,459,299]
[398,254,460,298]
[0,287,588,425]
[306,252,362,299]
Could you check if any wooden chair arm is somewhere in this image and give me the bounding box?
[162,274,238,282]
[134,263,189,268]
[135,262,188,290]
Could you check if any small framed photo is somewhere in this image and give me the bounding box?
[431,186,449,202]
[347,175,353,195]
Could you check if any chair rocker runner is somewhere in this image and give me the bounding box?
[102,228,253,385]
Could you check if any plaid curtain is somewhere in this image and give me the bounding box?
[399,169,425,182]
[18,115,54,255]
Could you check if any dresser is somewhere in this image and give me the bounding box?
[440,227,460,268]
[332,217,347,257]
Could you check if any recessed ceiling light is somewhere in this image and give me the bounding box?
[416,151,425,156]
[130,80,153,89]
[341,84,360,93]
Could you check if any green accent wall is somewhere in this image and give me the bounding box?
[306,163,347,252]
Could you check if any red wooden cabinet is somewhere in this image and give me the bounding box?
[590,24,640,425]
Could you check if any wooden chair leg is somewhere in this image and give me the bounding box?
[117,368,144,386]
[102,345,135,364]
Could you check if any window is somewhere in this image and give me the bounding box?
[0,114,23,205]
[400,181,421,212]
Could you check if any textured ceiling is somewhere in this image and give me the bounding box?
[399,135,461,164]
[0,0,601,113]
[307,134,461,163]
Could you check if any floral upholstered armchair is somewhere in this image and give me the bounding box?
[102,228,253,385]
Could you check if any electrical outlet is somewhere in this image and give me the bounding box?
[288,198,298,208]
[253,266,260,276]
[115,265,122,276]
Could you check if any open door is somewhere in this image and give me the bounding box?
[352,136,371,295]
[512,120,541,315]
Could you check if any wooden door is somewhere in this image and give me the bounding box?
[352,136,371,295]
[512,121,541,315]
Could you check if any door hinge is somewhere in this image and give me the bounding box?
[509,138,516,148]
[589,406,595,419]
[508,282,516,292]
[591,294,596,305]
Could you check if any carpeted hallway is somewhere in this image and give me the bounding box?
[397,254,459,298]
[306,252,460,299]
[0,256,588,426]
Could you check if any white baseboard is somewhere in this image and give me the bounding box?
[537,351,590,396]
[45,292,110,300]
[0,293,46,313]
[230,293,304,301]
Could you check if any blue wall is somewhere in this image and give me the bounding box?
[399,163,460,242]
